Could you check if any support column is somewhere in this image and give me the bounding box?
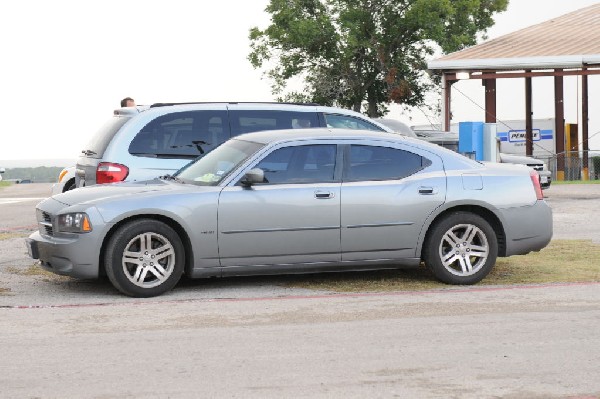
[582,69,590,180]
[525,72,533,156]
[554,71,565,181]
[442,73,454,131]
[483,73,496,123]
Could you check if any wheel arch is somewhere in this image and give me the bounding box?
[63,178,76,192]
[99,214,194,277]
[419,205,507,260]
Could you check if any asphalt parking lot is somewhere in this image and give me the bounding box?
[1,182,599,398]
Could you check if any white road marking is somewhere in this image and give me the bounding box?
[0,197,47,205]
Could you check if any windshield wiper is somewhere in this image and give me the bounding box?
[159,174,185,184]
[169,140,209,154]
[192,140,209,154]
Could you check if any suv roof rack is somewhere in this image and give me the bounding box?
[113,107,144,116]
[149,101,322,108]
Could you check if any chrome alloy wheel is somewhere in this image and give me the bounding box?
[438,223,489,277]
[122,232,176,288]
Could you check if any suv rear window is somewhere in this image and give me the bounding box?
[82,116,131,158]
[129,110,229,159]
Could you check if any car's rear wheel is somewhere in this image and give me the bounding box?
[424,212,498,285]
[105,219,184,297]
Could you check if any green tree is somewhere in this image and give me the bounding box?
[249,0,508,117]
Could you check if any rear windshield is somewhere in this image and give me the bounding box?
[81,116,131,158]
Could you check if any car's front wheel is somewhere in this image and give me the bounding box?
[104,219,185,297]
[424,212,498,285]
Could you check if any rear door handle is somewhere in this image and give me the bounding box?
[418,186,437,195]
[314,190,334,199]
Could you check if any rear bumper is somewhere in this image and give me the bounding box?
[500,200,553,257]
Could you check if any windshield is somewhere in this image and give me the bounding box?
[175,139,264,185]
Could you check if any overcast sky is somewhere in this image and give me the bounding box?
[1,0,599,162]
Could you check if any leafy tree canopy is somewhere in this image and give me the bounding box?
[249,0,508,117]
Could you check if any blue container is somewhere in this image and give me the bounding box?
[459,122,484,161]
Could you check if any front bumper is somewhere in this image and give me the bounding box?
[26,231,102,279]
[538,170,552,190]
[26,197,106,279]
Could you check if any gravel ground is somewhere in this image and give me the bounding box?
[542,183,600,243]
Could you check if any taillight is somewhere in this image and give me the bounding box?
[529,170,543,200]
[97,162,129,184]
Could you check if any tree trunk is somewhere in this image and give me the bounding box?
[367,100,378,117]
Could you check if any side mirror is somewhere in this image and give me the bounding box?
[240,168,264,187]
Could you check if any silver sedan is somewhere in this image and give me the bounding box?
[26,129,552,297]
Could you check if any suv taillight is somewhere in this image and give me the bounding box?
[97,162,129,184]
[530,170,544,200]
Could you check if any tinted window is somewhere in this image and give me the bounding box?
[229,110,319,136]
[346,145,430,181]
[324,114,384,131]
[255,144,337,184]
[129,111,229,159]
[82,116,131,158]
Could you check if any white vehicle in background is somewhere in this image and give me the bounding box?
[0,167,5,181]
[51,166,76,195]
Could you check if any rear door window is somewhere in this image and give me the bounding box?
[345,145,431,181]
[129,111,229,159]
[229,110,319,136]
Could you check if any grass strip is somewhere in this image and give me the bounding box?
[283,240,600,292]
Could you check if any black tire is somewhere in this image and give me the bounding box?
[63,179,76,192]
[423,212,498,285]
[104,219,185,297]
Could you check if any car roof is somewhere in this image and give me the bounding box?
[112,102,393,132]
[232,128,482,169]
[234,127,406,145]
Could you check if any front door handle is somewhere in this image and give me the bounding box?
[418,186,437,195]
[314,190,334,199]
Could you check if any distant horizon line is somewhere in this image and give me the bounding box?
[0,158,76,168]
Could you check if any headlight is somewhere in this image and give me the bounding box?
[56,213,92,233]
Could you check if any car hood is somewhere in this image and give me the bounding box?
[51,179,207,206]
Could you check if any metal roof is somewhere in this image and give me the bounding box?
[429,4,600,70]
